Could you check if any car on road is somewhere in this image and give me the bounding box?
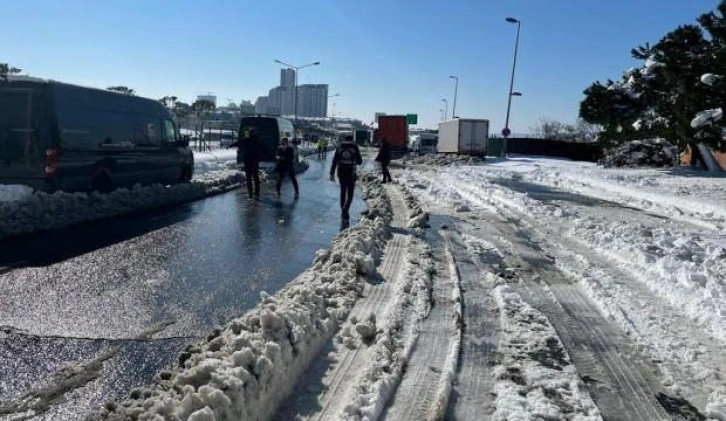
[0,76,194,193]
[237,116,295,168]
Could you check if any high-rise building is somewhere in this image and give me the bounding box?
[296,84,329,117]
[280,68,295,88]
[267,86,287,116]
[254,96,268,114]
[196,94,217,106]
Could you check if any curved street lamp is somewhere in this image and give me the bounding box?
[449,75,459,119]
[273,59,321,125]
[502,17,521,158]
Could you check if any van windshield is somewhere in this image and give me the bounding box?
[0,90,35,160]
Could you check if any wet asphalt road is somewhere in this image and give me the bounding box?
[0,154,369,420]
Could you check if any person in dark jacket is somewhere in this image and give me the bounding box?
[330,135,363,221]
[230,128,262,199]
[375,138,392,183]
[275,138,299,198]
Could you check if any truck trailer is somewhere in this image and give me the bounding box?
[374,115,408,150]
[437,119,489,155]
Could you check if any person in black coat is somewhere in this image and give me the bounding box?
[375,138,393,183]
[230,128,262,198]
[330,135,363,221]
[275,137,299,197]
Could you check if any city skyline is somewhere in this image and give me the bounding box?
[1,0,718,130]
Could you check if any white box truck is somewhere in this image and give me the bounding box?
[437,119,489,155]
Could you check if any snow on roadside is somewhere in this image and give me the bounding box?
[492,284,602,420]
[340,237,435,420]
[0,171,243,241]
[193,148,238,174]
[94,176,393,421]
[0,184,33,203]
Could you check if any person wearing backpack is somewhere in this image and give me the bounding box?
[330,135,363,221]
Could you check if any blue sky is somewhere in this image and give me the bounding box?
[2,0,718,132]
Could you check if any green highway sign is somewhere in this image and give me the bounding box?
[406,114,418,124]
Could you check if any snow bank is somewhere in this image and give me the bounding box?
[94,176,393,421]
[193,149,238,174]
[341,237,435,420]
[337,184,436,420]
[0,184,33,203]
[397,154,486,167]
[600,139,679,168]
[0,171,243,241]
[492,285,602,421]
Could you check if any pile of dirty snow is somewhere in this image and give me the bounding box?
[93,176,394,421]
[0,184,33,203]
[397,153,485,167]
[600,139,678,168]
[0,170,243,241]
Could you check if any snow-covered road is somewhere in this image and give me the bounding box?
[8,153,724,420]
[394,156,726,420]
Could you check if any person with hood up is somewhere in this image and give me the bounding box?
[330,135,363,221]
[275,137,299,198]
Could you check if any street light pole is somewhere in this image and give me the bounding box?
[502,17,521,158]
[449,75,459,119]
[442,98,448,121]
[273,59,320,128]
[440,109,445,121]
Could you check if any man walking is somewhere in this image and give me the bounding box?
[275,138,299,198]
[230,128,262,199]
[375,138,392,183]
[330,135,363,221]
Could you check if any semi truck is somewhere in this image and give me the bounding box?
[374,115,408,150]
[437,119,489,155]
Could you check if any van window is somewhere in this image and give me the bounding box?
[134,117,161,146]
[57,107,134,149]
[163,119,178,143]
[0,89,36,161]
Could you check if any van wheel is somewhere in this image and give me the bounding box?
[179,166,193,183]
[92,172,113,193]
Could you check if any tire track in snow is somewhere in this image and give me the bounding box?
[276,185,410,420]
[382,219,458,421]
[443,226,501,420]
[468,214,673,420]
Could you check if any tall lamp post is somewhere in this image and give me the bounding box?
[273,59,320,128]
[449,75,459,119]
[502,17,522,158]
[502,17,521,158]
[440,109,445,122]
[442,98,448,121]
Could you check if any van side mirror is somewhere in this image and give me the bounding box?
[178,135,190,147]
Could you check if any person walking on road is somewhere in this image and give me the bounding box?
[317,138,325,159]
[330,135,362,221]
[230,128,262,199]
[322,138,329,158]
[375,138,393,183]
[275,138,299,198]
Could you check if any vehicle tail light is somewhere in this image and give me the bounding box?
[44,147,59,177]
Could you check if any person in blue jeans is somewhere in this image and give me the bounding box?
[330,135,363,221]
